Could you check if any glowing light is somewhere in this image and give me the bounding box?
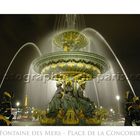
[116,95,120,101]
[100,106,103,109]
[16,102,20,107]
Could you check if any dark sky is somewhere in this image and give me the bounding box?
[0,15,140,105]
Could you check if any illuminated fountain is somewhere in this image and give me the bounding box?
[31,30,108,125]
[0,15,137,125]
[28,16,136,125]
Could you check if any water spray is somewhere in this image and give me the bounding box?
[0,42,42,89]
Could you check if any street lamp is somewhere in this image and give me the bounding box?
[116,95,120,119]
[100,106,103,109]
[110,108,115,113]
[110,108,113,112]
[116,95,120,101]
[16,102,20,120]
[110,108,115,121]
[16,102,20,107]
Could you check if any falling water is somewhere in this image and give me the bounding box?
[0,42,42,89]
[66,14,77,29]
[93,80,100,107]
[82,28,136,97]
[26,65,57,108]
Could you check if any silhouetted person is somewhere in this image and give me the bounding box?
[124,91,133,126]
[0,91,14,125]
[128,97,140,126]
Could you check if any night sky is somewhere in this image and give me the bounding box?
[0,15,140,105]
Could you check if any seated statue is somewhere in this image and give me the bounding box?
[61,81,78,112]
[47,81,95,120]
[77,82,95,117]
[48,82,64,117]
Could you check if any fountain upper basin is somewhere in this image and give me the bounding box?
[31,51,108,82]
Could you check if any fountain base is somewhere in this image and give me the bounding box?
[39,82,108,126]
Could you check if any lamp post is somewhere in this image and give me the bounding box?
[116,95,120,119]
[110,108,113,112]
[100,106,103,109]
[116,95,120,101]
[110,108,115,115]
[16,102,20,120]
[110,108,115,120]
